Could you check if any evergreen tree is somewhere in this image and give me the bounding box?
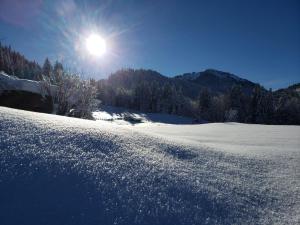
[228,85,249,122]
[251,85,262,123]
[198,88,211,120]
[251,86,274,124]
[42,58,53,80]
[0,42,42,80]
[53,61,63,84]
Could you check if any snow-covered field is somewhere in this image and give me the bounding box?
[127,122,300,156]
[92,105,195,125]
[0,106,299,225]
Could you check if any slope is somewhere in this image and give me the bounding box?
[174,69,257,94]
[0,107,299,225]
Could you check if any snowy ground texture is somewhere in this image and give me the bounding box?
[92,105,195,125]
[0,107,300,225]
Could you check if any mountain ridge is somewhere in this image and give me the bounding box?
[173,69,258,95]
[175,69,247,82]
[103,68,259,98]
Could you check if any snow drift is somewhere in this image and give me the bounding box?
[0,107,299,225]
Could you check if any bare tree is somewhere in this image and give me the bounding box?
[54,73,97,119]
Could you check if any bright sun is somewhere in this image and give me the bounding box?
[85,34,106,56]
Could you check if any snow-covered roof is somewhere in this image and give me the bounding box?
[0,71,57,96]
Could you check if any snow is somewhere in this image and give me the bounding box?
[127,122,300,156]
[0,106,299,225]
[0,71,56,96]
[93,107,299,155]
[93,106,194,125]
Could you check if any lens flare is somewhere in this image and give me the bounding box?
[85,34,106,56]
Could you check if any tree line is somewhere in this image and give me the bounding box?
[1,44,299,124]
[0,43,97,119]
[96,69,300,125]
[0,42,63,83]
[0,42,41,80]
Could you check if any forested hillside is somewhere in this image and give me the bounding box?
[96,69,300,124]
[1,44,299,125]
[175,69,257,95]
[0,43,41,80]
[0,42,63,83]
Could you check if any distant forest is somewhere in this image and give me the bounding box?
[1,43,300,125]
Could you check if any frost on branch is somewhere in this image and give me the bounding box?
[41,73,98,119]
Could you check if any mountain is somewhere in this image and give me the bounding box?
[1,43,299,124]
[96,68,263,119]
[102,68,259,99]
[276,83,300,94]
[0,42,261,97]
[273,83,300,103]
[174,69,258,95]
[101,69,202,98]
[102,69,258,98]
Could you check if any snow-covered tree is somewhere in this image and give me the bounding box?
[53,61,63,84]
[54,73,97,119]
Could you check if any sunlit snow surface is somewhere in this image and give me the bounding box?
[0,107,299,225]
[127,122,300,156]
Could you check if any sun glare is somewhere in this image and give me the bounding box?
[85,34,106,56]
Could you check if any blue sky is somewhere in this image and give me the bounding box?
[0,0,299,89]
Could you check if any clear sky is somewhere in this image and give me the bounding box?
[0,0,299,89]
